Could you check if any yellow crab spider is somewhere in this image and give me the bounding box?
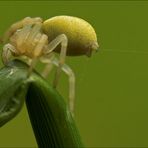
[1,16,99,115]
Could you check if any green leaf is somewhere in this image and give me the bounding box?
[0,60,84,147]
[0,61,28,127]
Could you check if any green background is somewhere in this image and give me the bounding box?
[0,1,148,147]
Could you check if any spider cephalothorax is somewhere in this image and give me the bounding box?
[9,24,48,58]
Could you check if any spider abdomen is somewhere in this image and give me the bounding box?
[43,16,99,57]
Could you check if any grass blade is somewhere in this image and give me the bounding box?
[0,59,84,147]
[0,61,28,126]
[26,65,84,147]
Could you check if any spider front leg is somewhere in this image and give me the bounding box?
[40,56,75,116]
[3,17,43,43]
[44,34,68,88]
[2,43,17,65]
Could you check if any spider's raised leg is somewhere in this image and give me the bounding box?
[44,34,68,88]
[3,17,43,43]
[2,43,16,65]
[40,57,75,116]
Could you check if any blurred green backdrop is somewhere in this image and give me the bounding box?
[0,1,148,147]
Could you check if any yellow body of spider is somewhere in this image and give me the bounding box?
[43,16,99,57]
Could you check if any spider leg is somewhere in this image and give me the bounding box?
[40,56,75,116]
[40,54,55,77]
[42,63,54,78]
[17,23,43,55]
[44,34,68,88]
[27,34,48,77]
[3,17,42,43]
[26,24,42,44]
[2,43,17,65]
[17,24,32,43]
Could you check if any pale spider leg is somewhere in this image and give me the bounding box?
[16,24,32,49]
[42,63,54,78]
[27,34,48,77]
[17,24,42,54]
[25,24,42,44]
[40,54,55,77]
[2,43,16,65]
[44,34,68,88]
[3,17,42,43]
[41,57,75,116]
